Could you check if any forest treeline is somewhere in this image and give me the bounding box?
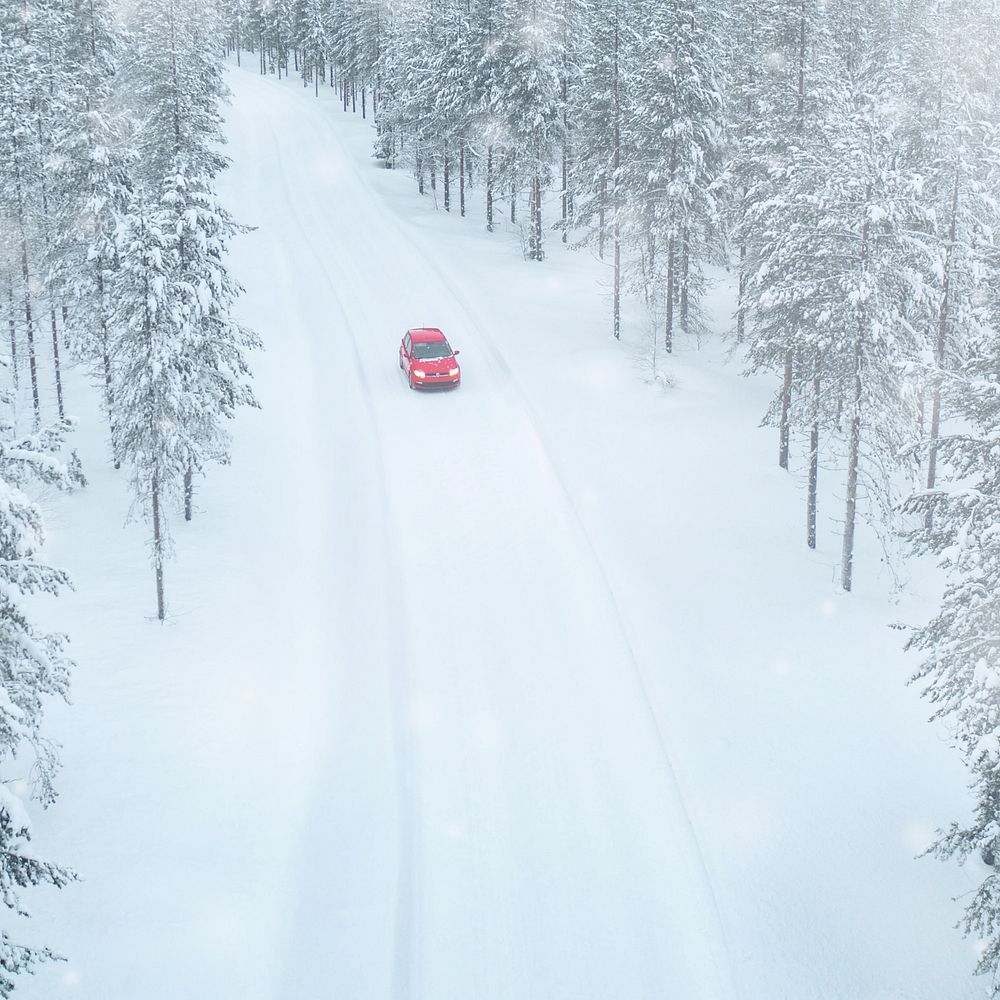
[0,0,254,989]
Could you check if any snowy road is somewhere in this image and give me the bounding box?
[221,68,734,999]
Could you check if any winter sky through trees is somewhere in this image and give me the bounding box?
[3,0,1000,996]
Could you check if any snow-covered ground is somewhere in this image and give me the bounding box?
[16,64,989,999]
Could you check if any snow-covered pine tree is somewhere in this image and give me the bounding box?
[300,0,331,95]
[467,0,514,231]
[899,0,1000,507]
[573,0,635,336]
[0,386,80,996]
[108,198,190,620]
[732,0,828,473]
[904,311,1000,982]
[628,0,726,351]
[739,3,843,546]
[492,0,563,259]
[0,3,51,427]
[48,0,134,465]
[160,161,259,521]
[744,4,936,585]
[122,0,229,191]
[553,0,583,243]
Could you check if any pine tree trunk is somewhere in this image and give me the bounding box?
[562,144,569,244]
[807,370,820,549]
[6,277,17,390]
[152,469,166,621]
[926,171,959,524]
[680,228,690,334]
[49,305,64,420]
[613,221,621,340]
[598,177,606,260]
[18,237,40,426]
[443,150,450,212]
[459,144,466,217]
[612,17,620,335]
[510,185,516,225]
[665,234,675,354]
[842,186,872,592]
[531,174,543,260]
[841,339,863,592]
[486,146,494,231]
[779,352,792,469]
[184,464,193,521]
[97,267,119,468]
[12,136,40,424]
[351,83,356,113]
[737,229,747,341]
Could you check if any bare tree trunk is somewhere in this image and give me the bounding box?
[152,469,166,621]
[362,85,366,119]
[807,369,820,549]
[510,184,516,225]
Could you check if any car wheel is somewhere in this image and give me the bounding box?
[408,373,416,390]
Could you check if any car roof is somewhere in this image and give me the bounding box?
[408,327,447,343]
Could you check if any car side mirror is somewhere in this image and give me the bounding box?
[453,350,460,356]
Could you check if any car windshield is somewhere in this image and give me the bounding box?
[412,340,452,360]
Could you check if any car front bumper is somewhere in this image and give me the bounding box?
[414,375,460,388]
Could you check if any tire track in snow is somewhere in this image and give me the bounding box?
[260,107,420,1000]
[310,93,741,999]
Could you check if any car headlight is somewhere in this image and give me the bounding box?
[414,370,426,378]
[449,368,459,376]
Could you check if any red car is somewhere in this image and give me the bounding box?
[399,327,461,389]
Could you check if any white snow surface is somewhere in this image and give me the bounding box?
[15,65,990,1000]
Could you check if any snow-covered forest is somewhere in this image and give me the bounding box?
[3,0,1000,996]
